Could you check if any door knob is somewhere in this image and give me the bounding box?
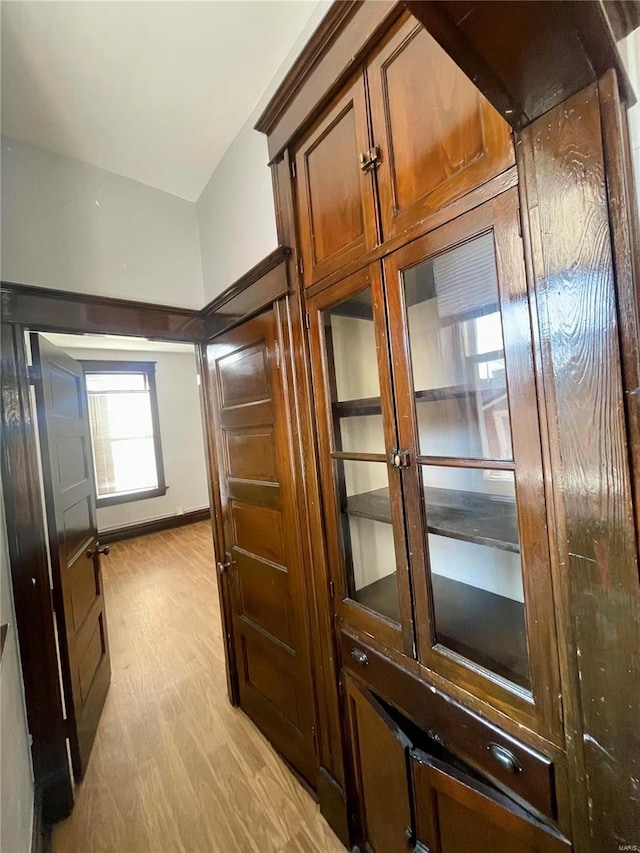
[217,560,231,574]
[87,544,109,558]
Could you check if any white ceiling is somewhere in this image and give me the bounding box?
[1,1,320,201]
[43,332,196,353]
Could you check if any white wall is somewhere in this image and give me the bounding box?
[197,112,278,304]
[1,136,204,308]
[61,346,209,533]
[0,493,34,853]
[196,2,330,302]
[621,28,640,211]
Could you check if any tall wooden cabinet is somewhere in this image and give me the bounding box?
[216,3,640,852]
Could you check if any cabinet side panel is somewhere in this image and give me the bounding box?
[519,83,640,852]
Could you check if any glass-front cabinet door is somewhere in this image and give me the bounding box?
[385,189,561,736]
[307,265,414,654]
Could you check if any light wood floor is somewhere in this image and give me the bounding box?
[53,522,345,853]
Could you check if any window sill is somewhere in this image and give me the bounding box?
[96,486,168,508]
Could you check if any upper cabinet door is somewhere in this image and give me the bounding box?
[294,74,378,288]
[367,14,515,242]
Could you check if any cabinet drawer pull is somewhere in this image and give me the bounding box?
[350,648,369,665]
[487,742,522,774]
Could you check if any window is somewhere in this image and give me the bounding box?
[82,361,166,506]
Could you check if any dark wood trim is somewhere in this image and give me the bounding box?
[197,342,240,706]
[2,247,295,344]
[256,1,403,162]
[201,246,291,339]
[255,1,359,134]
[404,1,635,131]
[99,507,210,545]
[96,486,169,509]
[1,282,204,342]
[80,359,167,508]
[599,68,640,556]
[256,0,634,161]
[31,785,52,853]
[0,622,8,665]
[316,767,350,848]
[0,323,74,824]
[270,154,349,815]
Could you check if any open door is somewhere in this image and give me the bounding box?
[207,308,317,784]
[31,333,111,782]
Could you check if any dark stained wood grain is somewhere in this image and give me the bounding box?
[341,630,559,823]
[0,323,74,823]
[354,572,529,689]
[294,74,379,288]
[1,282,203,341]
[519,82,640,852]
[271,153,350,839]
[207,310,318,785]
[201,246,291,340]
[344,674,414,852]
[412,751,570,853]
[599,69,640,556]
[31,335,111,780]
[404,1,635,131]
[256,1,402,162]
[346,485,520,552]
[368,12,515,243]
[196,343,239,706]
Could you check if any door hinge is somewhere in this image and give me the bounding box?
[359,145,382,173]
[273,339,281,370]
[389,449,411,469]
[558,692,564,726]
[298,255,304,276]
[328,579,335,599]
[290,158,296,179]
[516,207,522,238]
[27,365,41,384]
[311,725,318,755]
[304,312,311,330]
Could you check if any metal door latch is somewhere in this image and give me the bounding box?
[359,145,382,172]
[389,449,411,469]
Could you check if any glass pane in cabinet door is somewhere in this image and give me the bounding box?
[421,464,530,689]
[337,459,400,624]
[404,232,512,461]
[322,288,386,454]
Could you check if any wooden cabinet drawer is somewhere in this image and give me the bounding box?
[340,630,557,821]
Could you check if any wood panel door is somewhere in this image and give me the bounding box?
[367,13,514,242]
[294,73,379,288]
[411,751,571,853]
[31,333,111,781]
[344,675,414,853]
[207,308,316,784]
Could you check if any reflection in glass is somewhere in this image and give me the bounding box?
[404,232,512,460]
[420,464,530,688]
[322,288,385,454]
[337,459,399,624]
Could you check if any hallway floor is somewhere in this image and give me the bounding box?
[53,522,344,853]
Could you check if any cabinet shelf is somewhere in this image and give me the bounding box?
[345,486,519,553]
[332,383,507,418]
[355,573,529,688]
